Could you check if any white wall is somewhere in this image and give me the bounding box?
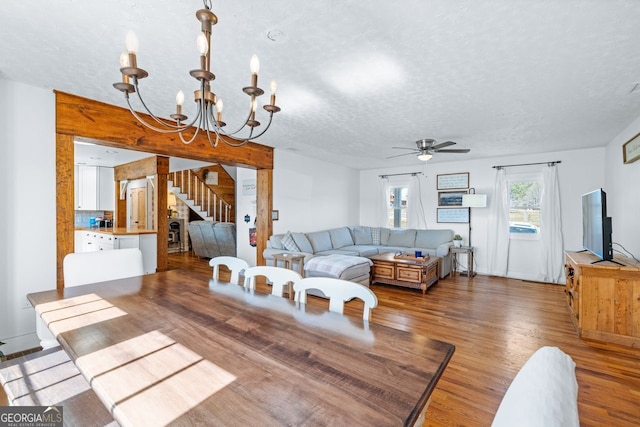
[605,116,640,259]
[272,150,360,234]
[0,80,56,353]
[360,147,605,280]
[235,167,257,266]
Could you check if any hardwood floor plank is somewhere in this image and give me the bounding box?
[168,251,640,426]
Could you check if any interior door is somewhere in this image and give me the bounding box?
[130,187,147,229]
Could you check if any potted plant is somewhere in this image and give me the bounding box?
[453,234,463,247]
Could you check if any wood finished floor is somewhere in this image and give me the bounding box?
[168,252,640,426]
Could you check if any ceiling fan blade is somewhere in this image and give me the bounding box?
[431,141,456,150]
[387,152,418,159]
[435,148,471,153]
[391,146,419,151]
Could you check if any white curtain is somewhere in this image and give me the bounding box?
[538,164,564,283]
[375,178,389,227]
[406,174,427,229]
[487,168,511,276]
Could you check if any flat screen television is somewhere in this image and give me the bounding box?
[582,188,613,261]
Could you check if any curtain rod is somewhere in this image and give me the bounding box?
[492,160,561,169]
[379,172,423,178]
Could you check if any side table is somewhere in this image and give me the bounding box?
[450,246,475,279]
[272,252,305,299]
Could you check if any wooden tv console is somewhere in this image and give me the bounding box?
[565,251,640,347]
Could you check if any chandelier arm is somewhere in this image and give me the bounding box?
[176,102,210,145]
[239,113,274,140]
[205,104,255,137]
[125,98,186,133]
[220,126,255,147]
[133,81,201,130]
[220,112,275,147]
[203,104,220,148]
[177,127,201,145]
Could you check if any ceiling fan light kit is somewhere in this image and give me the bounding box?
[389,138,471,162]
[113,0,280,148]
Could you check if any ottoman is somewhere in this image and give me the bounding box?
[304,254,372,286]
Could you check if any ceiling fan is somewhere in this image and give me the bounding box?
[388,139,470,161]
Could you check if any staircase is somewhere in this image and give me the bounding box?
[168,170,233,222]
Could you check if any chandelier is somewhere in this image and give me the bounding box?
[113,0,280,147]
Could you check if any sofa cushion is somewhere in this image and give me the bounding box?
[307,230,333,253]
[352,226,373,245]
[282,231,300,252]
[329,227,354,249]
[269,234,285,250]
[415,229,454,248]
[213,223,237,257]
[315,249,360,256]
[340,245,379,257]
[387,229,416,247]
[371,227,382,245]
[379,228,391,245]
[292,232,313,253]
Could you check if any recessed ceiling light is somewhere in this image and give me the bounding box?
[105,150,118,154]
[89,156,102,160]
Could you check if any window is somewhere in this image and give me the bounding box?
[508,174,541,238]
[387,186,408,228]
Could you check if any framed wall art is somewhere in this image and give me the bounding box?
[437,172,469,190]
[437,208,469,223]
[438,190,468,207]
[623,132,640,164]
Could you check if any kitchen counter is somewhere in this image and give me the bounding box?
[75,227,157,235]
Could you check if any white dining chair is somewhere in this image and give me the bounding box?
[294,277,378,321]
[243,266,303,298]
[37,249,145,349]
[209,256,250,284]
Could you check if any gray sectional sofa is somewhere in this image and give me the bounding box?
[264,226,454,278]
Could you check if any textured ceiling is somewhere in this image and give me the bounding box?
[3,0,640,169]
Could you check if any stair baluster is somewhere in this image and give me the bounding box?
[168,170,233,222]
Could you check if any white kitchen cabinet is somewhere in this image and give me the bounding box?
[139,234,158,274]
[74,231,157,275]
[96,233,114,251]
[113,235,139,250]
[75,165,115,211]
[76,231,114,252]
[98,166,115,210]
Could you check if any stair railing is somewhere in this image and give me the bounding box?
[168,170,232,222]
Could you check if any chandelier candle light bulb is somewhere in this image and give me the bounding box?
[250,54,260,87]
[197,32,208,70]
[119,52,130,83]
[126,31,138,67]
[216,99,224,125]
[176,91,185,115]
[270,80,277,105]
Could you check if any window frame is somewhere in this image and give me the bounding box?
[386,180,409,229]
[506,172,542,241]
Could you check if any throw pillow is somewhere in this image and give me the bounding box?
[282,231,300,252]
[371,227,381,245]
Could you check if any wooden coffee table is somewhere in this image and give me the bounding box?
[370,253,441,294]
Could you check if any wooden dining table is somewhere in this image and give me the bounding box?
[28,269,455,427]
